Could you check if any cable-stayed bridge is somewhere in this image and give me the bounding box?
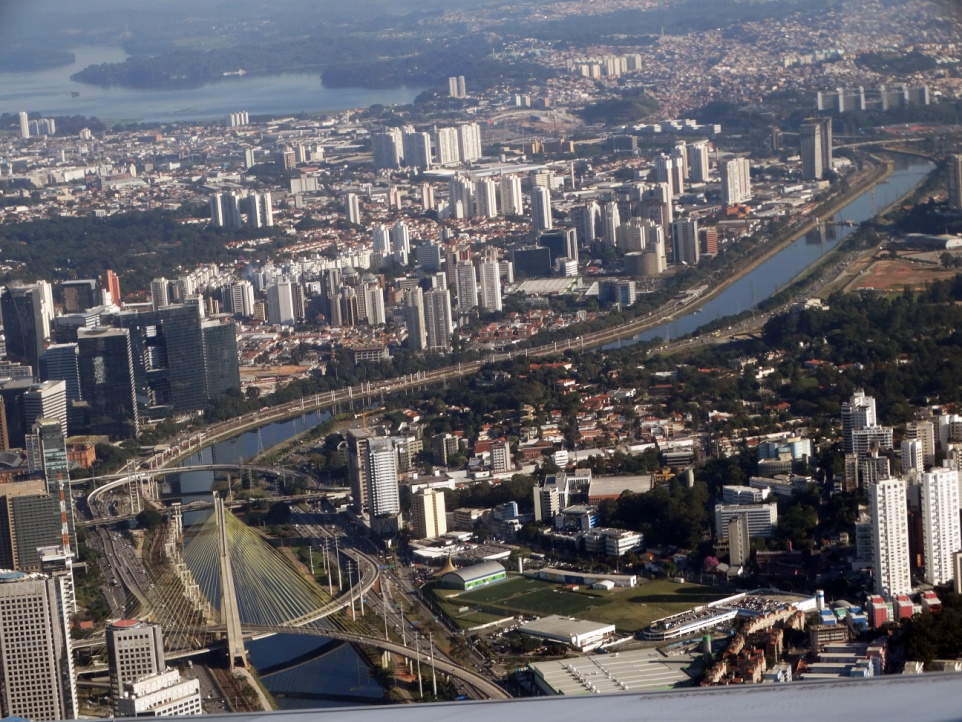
[78,497,506,700]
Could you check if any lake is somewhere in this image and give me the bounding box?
[0,46,423,124]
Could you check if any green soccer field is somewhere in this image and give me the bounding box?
[436,575,730,633]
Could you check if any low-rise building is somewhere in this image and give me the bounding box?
[519,614,616,651]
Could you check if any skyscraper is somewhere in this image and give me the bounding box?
[434,127,461,165]
[448,175,475,218]
[372,129,403,170]
[60,280,101,314]
[424,288,453,351]
[101,270,122,306]
[23,381,67,438]
[107,304,208,414]
[202,320,241,402]
[209,192,242,228]
[76,327,139,438]
[0,569,77,721]
[457,123,482,163]
[39,344,81,406]
[870,478,911,597]
[367,438,400,517]
[402,131,432,170]
[228,281,256,318]
[948,154,962,210]
[531,186,553,232]
[455,262,478,311]
[106,619,166,712]
[479,260,503,312]
[721,157,752,206]
[18,111,29,139]
[347,428,372,513]
[602,201,621,247]
[500,175,524,216]
[475,178,499,218]
[920,467,961,587]
[411,489,447,539]
[404,288,428,351]
[266,280,296,326]
[344,192,361,226]
[801,117,833,180]
[671,218,700,265]
[247,192,273,227]
[150,278,170,310]
[1,281,53,373]
[687,141,710,183]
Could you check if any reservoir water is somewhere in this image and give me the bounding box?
[613,155,936,347]
[0,46,423,123]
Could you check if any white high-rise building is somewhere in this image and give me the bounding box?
[921,467,962,587]
[0,569,77,721]
[531,186,553,232]
[448,75,466,98]
[372,129,403,170]
[455,262,478,311]
[229,281,255,317]
[19,111,30,139]
[571,201,600,245]
[150,278,170,310]
[902,439,924,476]
[721,157,752,206]
[479,260,503,312]
[363,283,386,326]
[500,175,524,216]
[602,201,621,247]
[266,280,295,325]
[367,438,400,517]
[434,127,461,165]
[344,192,361,226]
[449,175,476,218]
[411,488,447,539]
[402,131,432,170]
[870,478,912,597]
[841,390,882,454]
[655,155,683,197]
[247,191,273,227]
[476,178,499,218]
[209,192,242,228]
[687,141,710,183]
[372,224,392,254]
[391,221,410,256]
[23,382,68,438]
[457,123,482,163]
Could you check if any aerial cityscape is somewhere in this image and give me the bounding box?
[2,0,962,719]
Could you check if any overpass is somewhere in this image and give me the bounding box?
[165,624,508,701]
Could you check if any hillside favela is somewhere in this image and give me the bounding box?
[2,0,962,720]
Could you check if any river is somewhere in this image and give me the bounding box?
[0,46,423,124]
[611,155,936,347]
[163,409,386,710]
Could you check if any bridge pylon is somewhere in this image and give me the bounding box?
[214,494,248,668]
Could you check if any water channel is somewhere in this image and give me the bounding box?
[162,410,386,710]
[611,155,936,347]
